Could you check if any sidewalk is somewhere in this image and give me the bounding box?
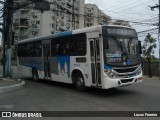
[0,77,25,94]
[143,75,160,80]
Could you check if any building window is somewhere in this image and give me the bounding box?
[52,16,54,20]
[51,31,54,34]
[36,21,40,24]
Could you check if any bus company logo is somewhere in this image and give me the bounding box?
[2,112,11,117]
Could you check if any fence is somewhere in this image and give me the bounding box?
[142,62,159,77]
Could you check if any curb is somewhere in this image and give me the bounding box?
[143,76,160,80]
[0,79,25,94]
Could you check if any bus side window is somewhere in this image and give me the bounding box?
[34,42,42,57]
[76,34,86,56]
[70,37,75,56]
[18,44,27,57]
[51,39,57,56]
[59,39,66,55]
[52,38,61,56]
[64,37,70,56]
[51,33,86,56]
[25,43,33,57]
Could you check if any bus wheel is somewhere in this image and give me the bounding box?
[74,73,86,91]
[32,69,39,82]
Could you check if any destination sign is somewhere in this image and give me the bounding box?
[102,26,137,37]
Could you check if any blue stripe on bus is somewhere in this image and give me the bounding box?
[104,65,113,70]
[57,31,72,37]
[24,60,42,71]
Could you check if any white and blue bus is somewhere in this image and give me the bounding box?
[17,25,143,91]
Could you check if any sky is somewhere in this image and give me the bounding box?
[0,0,159,57]
[85,0,159,58]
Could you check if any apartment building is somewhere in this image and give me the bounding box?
[13,0,85,42]
[84,4,111,27]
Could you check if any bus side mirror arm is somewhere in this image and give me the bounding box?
[138,41,142,54]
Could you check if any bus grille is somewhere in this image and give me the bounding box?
[114,67,138,73]
[121,78,134,83]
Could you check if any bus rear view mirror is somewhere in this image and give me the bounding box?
[138,41,142,54]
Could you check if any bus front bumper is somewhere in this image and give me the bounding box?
[102,74,143,89]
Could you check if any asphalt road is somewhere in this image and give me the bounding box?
[0,77,160,111]
[0,66,160,119]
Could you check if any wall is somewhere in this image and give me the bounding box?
[142,62,159,77]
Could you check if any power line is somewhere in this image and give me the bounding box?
[118,2,145,12]
[103,0,140,11]
[137,27,158,33]
[104,10,158,16]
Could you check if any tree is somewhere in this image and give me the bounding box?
[142,33,157,78]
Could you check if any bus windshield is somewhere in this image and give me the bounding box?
[103,27,141,67]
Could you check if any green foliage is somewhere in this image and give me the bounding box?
[142,33,157,59]
[142,33,157,78]
[142,57,158,63]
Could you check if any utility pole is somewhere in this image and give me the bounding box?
[2,2,6,78]
[6,0,13,78]
[72,1,76,30]
[159,0,160,80]
[150,0,160,79]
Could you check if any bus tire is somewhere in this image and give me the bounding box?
[32,69,39,82]
[74,73,86,91]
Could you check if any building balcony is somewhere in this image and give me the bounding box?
[20,3,33,10]
[73,10,78,15]
[13,22,20,26]
[20,15,29,19]
[20,32,29,36]
[61,0,65,5]
[59,4,66,10]
[14,31,29,36]
[32,24,39,29]
[13,14,20,19]
[67,2,72,8]
[75,19,79,23]
[20,23,29,27]
[65,23,71,29]
[14,32,20,36]
[73,6,78,11]
[66,9,72,14]
[31,28,39,32]
[59,26,66,31]
[14,23,29,28]
[56,1,61,6]
[73,3,78,8]
[65,4,72,10]
[19,36,29,41]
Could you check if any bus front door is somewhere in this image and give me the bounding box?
[43,44,51,79]
[90,39,101,86]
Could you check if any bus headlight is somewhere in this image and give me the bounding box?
[104,69,118,78]
[136,67,142,75]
